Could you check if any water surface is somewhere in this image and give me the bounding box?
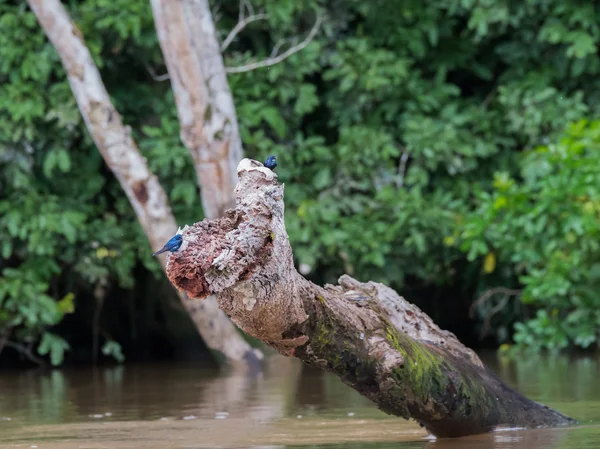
[1,354,599,449]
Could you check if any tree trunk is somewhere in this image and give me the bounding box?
[150,0,243,220]
[149,0,265,364]
[164,159,576,438]
[27,0,261,367]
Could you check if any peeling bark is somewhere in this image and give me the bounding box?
[150,0,242,220]
[27,0,261,367]
[165,159,576,438]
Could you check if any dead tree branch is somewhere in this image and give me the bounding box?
[470,287,523,339]
[226,15,322,74]
[164,159,576,438]
[396,149,410,189]
[4,340,47,367]
[470,288,523,318]
[239,0,255,21]
[144,63,170,82]
[221,13,268,52]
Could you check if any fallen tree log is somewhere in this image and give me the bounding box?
[164,158,576,438]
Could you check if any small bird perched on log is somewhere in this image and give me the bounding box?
[152,234,183,256]
[264,155,277,170]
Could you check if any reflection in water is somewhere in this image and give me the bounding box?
[283,426,600,449]
[0,354,599,449]
[425,427,566,449]
[0,355,303,424]
[483,353,600,424]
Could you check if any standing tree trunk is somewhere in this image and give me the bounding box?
[150,0,243,220]
[164,159,576,438]
[27,0,262,367]
[149,0,253,355]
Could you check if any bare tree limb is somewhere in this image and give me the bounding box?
[469,287,522,318]
[164,159,576,438]
[226,15,322,74]
[396,149,410,189]
[4,340,47,367]
[144,63,170,82]
[239,0,255,22]
[270,38,286,57]
[27,0,262,368]
[470,287,523,339]
[221,13,268,52]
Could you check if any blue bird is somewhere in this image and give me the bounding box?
[264,155,277,170]
[152,234,183,256]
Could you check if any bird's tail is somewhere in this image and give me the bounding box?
[152,247,169,257]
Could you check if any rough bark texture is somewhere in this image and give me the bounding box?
[165,158,577,438]
[27,0,261,367]
[150,0,243,220]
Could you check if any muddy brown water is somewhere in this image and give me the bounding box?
[0,353,599,449]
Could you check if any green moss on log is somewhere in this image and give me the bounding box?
[309,314,379,389]
[385,325,496,423]
[386,326,447,400]
[456,374,488,418]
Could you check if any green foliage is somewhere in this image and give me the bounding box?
[225,0,600,350]
[38,332,70,366]
[101,340,125,363]
[459,120,600,351]
[2,0,600,363]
